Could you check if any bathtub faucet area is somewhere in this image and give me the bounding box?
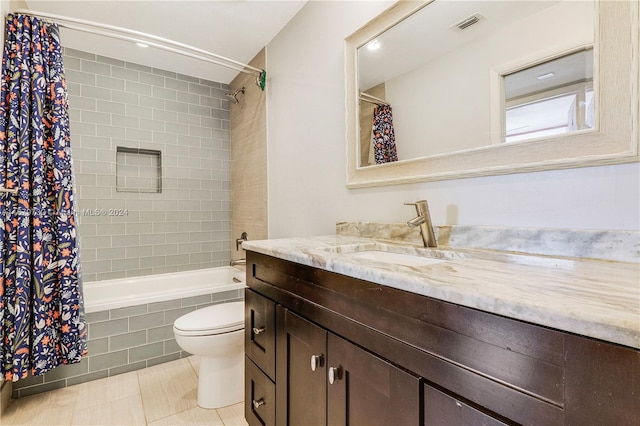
[231,231,248,266]
[236,232,248,251]
[230,258,246,266]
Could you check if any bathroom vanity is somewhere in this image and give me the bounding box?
[242,235,639,426]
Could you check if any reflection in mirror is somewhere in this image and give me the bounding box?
[359,88,398,165]
[504,48,594,143]
[356,0,595,167]
[346,0,638,187]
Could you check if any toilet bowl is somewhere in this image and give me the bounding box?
[173,301,244,409]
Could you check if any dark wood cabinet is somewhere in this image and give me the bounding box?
[276,307,327,426]
[244,290,277,426]
[274,306,420,426]
[245,251,640,426]
[423,384,507,426]
[245,357,276,426]
[326,332,420,426]
[245,289,276,381]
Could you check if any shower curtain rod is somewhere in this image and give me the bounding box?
[359,91,389,105]
[14,9,264,77]
[360,97,384,106]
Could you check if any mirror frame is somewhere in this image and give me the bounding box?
[345,0,639,188]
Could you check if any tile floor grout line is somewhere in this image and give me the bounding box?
[134,368,149,426]
[211,408,224,426]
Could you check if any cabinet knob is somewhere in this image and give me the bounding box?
[328,366,342,384]
[310,354,324,371]
[252,398,265,409]
[252,326,265,335]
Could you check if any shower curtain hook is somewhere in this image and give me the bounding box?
[256,70,266,91]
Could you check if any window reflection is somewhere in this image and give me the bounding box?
[504,48,593,143]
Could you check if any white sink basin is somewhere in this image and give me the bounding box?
[341,250,447,267]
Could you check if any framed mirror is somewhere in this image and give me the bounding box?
[345,0,639,188]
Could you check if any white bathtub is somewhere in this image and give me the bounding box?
[82,266,246,313]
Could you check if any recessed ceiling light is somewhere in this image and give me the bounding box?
[367,40,380,51]
[136,42,149,48]
[537,72,555,80]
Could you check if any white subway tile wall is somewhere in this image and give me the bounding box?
[64,47,232,281]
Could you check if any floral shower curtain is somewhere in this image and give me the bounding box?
[0,14,86,381]
[371,104,398,164]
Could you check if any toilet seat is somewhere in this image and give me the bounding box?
[173,301,244,337]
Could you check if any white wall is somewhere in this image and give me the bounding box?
[1,1,8,49]
[266,1,639,238]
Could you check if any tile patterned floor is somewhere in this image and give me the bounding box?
[0,356,248,426]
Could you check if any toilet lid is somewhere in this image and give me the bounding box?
[173,301,244,335]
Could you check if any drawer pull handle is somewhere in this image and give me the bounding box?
[253,398,265,409]
[328,366,342,384]
[310,354,324,371]
[252,327,265,335]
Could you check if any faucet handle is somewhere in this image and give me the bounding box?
[404,200,427,214]
[404,202,419,211]
[236,231,248,251]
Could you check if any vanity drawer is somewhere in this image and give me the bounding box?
[245,289,276,380]
[245,357,275,426]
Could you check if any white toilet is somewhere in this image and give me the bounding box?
[173,301,245,409]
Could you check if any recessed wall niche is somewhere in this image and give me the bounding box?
[115,147,162,193]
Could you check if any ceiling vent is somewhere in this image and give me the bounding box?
[450,13,486,31]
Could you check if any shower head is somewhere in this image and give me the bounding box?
[226,87,245,104]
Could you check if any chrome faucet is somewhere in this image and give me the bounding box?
[231,232,248,266]
[404,200,437,248]
[236,231,248,251]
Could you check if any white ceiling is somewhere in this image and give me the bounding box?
[358,1,562,90]
[22,0,307,83]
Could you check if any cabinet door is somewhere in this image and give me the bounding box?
[327,332,420,426]
[424,384,507,426]
[245,357,276,426]
[245,289,276,380]
[276,307,327,426]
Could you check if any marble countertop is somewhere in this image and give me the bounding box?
[243,235,640,349]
